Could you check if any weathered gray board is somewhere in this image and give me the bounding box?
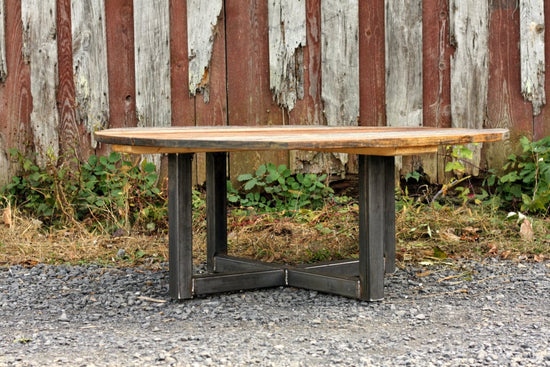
[133,0,171,166]
[71,0,109,148]
[22,0,59,167]
[520,0,546,115]
[268,0,306,112]
[0,0,6,82]
[450,1,489,175]
[187,0,223,103]
[385,0,423,128]
[321,0,359,166]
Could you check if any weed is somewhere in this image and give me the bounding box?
[228,163,334,213]
[487,135,550,214]
[1,150,167,233]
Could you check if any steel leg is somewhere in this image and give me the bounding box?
[168,153,194,300]
[206,152,228,272]
[358,155,395,301]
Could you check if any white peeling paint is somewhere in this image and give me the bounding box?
[385,0,423,127]
[187,0,223,102]
[0,0,7,82]
[450,0,490,175]
[520,0,546,115]
[71,0,110,147]
[22,0,59,167]
[321,0,359,165]
[268,0,306,111]
[134,0,171,167]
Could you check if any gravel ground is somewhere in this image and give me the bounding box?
[1,259,549,367]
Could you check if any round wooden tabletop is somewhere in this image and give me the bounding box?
[94,125,509,156]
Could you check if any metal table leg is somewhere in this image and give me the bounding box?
[206,152,228,271]
[167,153,396,301]
[358,155,396,301]
[168,153,194,299]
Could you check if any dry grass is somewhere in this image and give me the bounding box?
[1,200,549,268]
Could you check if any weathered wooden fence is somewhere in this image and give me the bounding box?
[0,0,549,186]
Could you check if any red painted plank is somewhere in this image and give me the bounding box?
[486,3,533,140]
[195,5,227,128]
[225,0,288,179]
[0,0,32,155]
[484,2,534,171]
[104,0,137,131]
[169,0,195,128]
[422,0,451,128]
[194,3,228,183]
[57,0,90,160]
[534,0,550,140]
[289,0,322,126]
[359,0,385,127]
[225,0,283,126]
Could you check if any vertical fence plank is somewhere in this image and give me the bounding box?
[0,0,6,81]
[321,0,359,129]
[225,0,287,180]
[169,0,195,128]
[187,0,223,102]
[193,1,228,183]
[57,0,84,159]
[0,0,8,184]
[133,0,171,167]
[321,0,359,168]
[486,0,533,170]
[421,0,452,182]
[21,0,59,167]
[534,0,550,140]
[104,0,136,132]
[359,0,385,127]
[133,0,171,128]
[385,0,423,128]
[268,0,306,112]
[520,0,546,116]
[291,0,342,174]
[450,1,489,175]
[0,0,32,185]
[71,0,110,148]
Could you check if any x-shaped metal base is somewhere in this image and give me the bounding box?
[168,152,395,301]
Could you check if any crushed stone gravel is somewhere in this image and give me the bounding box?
[1,258,549,366]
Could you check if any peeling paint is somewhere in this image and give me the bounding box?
[450,0,490,175]
[321,0,359,165]
[134,0,171,167]
[268,0,306,111]
[520,0,546,115]
[385,0,423,127]
[0,0,7,82]
[72,0,110,148]
[22,0,59,167]
[188,0,223,103]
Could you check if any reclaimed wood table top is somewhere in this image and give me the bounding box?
[94,126,509,156]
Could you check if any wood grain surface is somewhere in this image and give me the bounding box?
[95,126,509,156]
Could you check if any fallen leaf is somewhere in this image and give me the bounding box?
[534,254,545,262]
[439,228,460,242]
[463,226,480,234]
[520,219,534,242]
[416,270,432,277]
[500,250,512,260]
[487,243,499,256]
[3,206,12,228]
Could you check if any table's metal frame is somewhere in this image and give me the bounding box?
[168,151,396,301]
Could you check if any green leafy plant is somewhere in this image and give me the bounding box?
[487,136,550,214]
[227,163,334,212]
[1,150,167,232]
